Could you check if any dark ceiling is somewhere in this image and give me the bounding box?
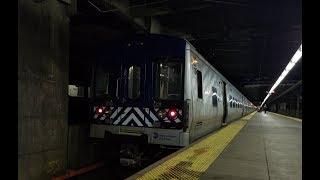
[71,0,302,105]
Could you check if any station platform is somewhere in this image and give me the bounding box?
[126,112,302,180]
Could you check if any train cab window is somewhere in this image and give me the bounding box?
[95,69,108,96]
[212,87,218,106]
[154,61,183,100]
[128,66,141,99]
[197,70,203,99]
[95,64,121,99]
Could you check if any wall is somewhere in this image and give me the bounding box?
[269,86,302,119]
[18,0,74,179]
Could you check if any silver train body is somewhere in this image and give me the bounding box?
[90,35,255,147]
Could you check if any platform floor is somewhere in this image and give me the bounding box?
[127,112,302,180]
[200,112,301,180]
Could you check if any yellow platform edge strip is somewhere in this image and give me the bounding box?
[136,112,256,180]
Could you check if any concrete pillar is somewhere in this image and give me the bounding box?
[18,0,73,179]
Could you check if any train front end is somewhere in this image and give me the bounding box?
[89,36,190,150]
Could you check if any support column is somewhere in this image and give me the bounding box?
[18,0,75,179]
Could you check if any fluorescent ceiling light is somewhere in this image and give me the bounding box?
[260,44,302,107]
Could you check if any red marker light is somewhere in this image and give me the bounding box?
[96,107,105,114]
[170,111,176,117]
[168,109,178,120]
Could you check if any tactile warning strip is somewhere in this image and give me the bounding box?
[136,112,256,180]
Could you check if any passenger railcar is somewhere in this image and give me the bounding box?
[89,34,255,150]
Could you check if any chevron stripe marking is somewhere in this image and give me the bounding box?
[110,107,121,119]
[149,110,159,122]
[134,108,153,127]
[123,113,143,127]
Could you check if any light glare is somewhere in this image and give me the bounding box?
[260,44,302,107]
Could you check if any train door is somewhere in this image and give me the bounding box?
[189,53,203,141]
[118,57,148,127]
[222,81,228,125]
[122,62,145,106]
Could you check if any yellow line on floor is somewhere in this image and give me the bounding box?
[134,112,256,180]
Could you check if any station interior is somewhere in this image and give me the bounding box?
[18,0,302,179]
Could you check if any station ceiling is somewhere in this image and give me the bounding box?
[71,0,302,105]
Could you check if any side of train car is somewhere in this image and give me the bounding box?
[185,42,255,141]
[90,34,256,147]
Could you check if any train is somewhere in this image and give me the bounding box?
[89,34,256,165]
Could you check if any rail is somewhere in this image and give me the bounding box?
[51,161,104,180]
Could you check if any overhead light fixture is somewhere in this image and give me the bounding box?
[260,44,302,107]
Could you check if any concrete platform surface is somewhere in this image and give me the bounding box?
[200,112,302,180]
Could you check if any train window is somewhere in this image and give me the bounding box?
[154,61,183,100]
[128,66,141,99]
[197,70,203,99]
[95,69,108,96]
[232,98,235,108]
[229,96,232,107]
[212,87,217,106]
[95,64,121,98]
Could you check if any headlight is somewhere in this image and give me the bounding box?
[157,109,166,119]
